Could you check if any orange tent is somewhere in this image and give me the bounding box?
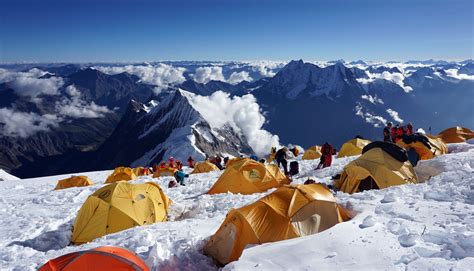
[437,126,474,143]
[38,246,149,271]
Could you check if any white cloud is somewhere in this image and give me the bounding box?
[55,85,112,118]
[355,104,387,128]
[248,61,287,77]
[0,108,60,138]
[357,71,413,93]
[192,66,225,84]
[227,71,252,85]
[185,90,280,156]
[96,64,186,91]
[386,108,404,123]
[445,69,474,81]
[0,68,64,98]
[361,94,384,104]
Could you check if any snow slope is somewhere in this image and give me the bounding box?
[0,143,473,270]
[0,169,19,181]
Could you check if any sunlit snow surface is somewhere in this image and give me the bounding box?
[0,143,473,270]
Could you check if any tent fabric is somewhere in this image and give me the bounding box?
[152,167,177,178]
[302,146,322,160]
[38,246,149,271]
[204,184,350,265]
[334,147,418,194]
[397,134,448,160]
[207,158,290,195]
[437,126,474,143]
[191,161,220,174]
[54,176,93,190]
[132,167,148,176]
[337,138,371,158]
[105,167,137,183]
[71,182,170,244]
[362,141,408,162]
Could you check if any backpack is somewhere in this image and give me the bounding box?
[289,161,299,176]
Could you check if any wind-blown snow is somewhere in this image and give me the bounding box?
[0,142,473,270]
[184,90,280,156]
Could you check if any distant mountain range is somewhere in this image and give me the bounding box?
[0,60,472,177]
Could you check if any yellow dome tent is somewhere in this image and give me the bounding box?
[71,182,170,244]
[105,167,137,183]
[204,183,350,265]
[337,138,371,158]
[132,167,149,176]
[302,145,322,160]
[334,146,418,194]
[152,167,177,178]
[207,158,290,195]
[54,175,93,190]
[437,126,474,143]
[191,161,219,174]
[397,134,448,160]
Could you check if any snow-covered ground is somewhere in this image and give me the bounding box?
[0,169,19,181]
[0,143,473,270]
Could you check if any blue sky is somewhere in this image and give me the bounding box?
[0,0,472,62]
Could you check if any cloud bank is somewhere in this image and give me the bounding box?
[0,68,64,98]
[357,71,413,93]
[55,85,112,118]
[386,108,404,123]
[192,66,226,84]
[0,108,60,138]
[97,64,186,92]
[186,90,279,156]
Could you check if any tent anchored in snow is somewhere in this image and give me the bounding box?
[334,141,418,194]
[191,161,220,174]
[204,183,350,265]
[397,134,448,160]
[207,158,290,195]
[71,182,170,244]
[337,138,371,158]
[105,167,137,183]
[302,145,322,160]
[152,167,177,178]
[436,126,474,143]
[54,175,93,190]
[38,246,149,271]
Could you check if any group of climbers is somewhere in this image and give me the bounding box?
[384,122,414,143]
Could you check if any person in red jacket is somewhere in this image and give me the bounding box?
[187,156,194,168]
[396,125,404,142]
[406,122,414,135]
[391,124,399,142]
[316,142,333,169]
[168,157,175,168]
[176,160,183,170]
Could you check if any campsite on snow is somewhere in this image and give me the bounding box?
[1,0,474,270]
[0,126,473,270]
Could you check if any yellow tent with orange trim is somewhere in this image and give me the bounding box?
[105,167,137,183]
[334,146,418,194]
[204,183,350,265]
[54,175,93,190]
[437,126,474,143]
[302,146,322,160]
[191,161,219,174]
[337,138,371,158]
[71,182,170,244]
[207,158,289,195]
[397,135,448,160]
[152,167,177,178]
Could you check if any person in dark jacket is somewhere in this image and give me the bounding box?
[316,142,333,169]
[187,156,194,168]
[384,122,393,142]
[275,147,288,174]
